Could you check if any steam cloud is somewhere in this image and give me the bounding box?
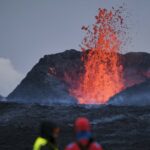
[0,57,24,96]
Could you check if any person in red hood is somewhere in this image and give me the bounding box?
[65,117,104,150]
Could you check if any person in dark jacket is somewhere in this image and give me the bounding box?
[33,121,60,150]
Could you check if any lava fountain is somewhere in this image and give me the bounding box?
[71,7,127,104]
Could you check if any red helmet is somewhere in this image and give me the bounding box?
[74,117,91,132]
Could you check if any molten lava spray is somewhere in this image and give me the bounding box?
[72,7,126,104]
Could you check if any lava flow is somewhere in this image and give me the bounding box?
[71,7,126,104]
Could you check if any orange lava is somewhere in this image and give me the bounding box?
[72,8,126,104]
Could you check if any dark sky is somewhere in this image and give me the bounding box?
[0,0,150,96]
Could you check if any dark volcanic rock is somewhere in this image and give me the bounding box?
[108,79,150,106]
[122,52,150,87]
[7,50,150,104]
[0,102,150,150]
[7,50,83,104]
[123,52,150,68]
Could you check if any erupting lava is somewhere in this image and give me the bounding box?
[71,7,126,104]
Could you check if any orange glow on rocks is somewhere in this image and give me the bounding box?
[71,7,126,104]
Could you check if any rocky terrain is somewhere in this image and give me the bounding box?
[108,79,150,106]
[0,102,150,150]
[8,50,82,104]
[7,50,150,105]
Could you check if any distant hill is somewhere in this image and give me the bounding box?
[108,79,150,106]
[7,50,82,104]
[121,52,150,87]
[7,49,150,105]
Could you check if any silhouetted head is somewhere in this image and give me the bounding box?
[40,121,60,143]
